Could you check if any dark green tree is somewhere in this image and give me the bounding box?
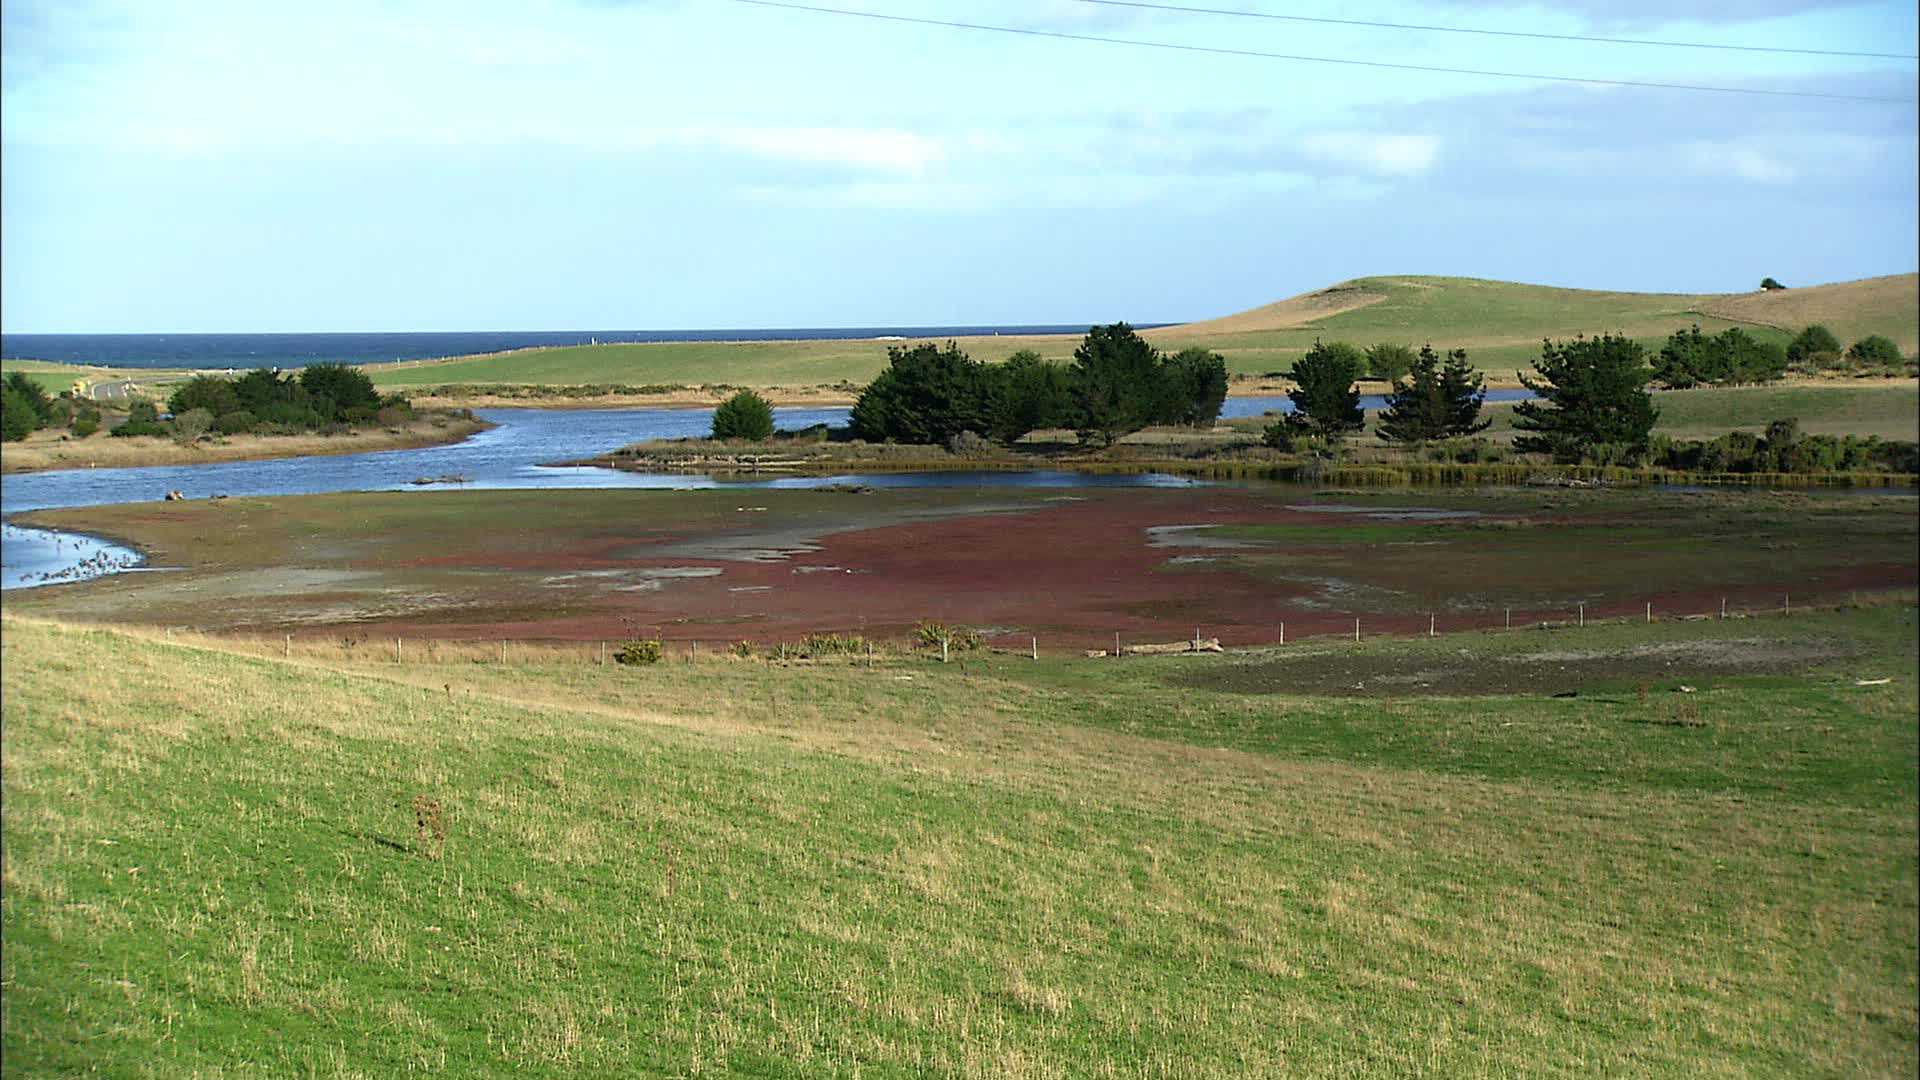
[298,363,379,422]
[1512,334,1658,462]
[168,374,241,418]
[1652,325,1713,389]
[1286,339,1365,440]
[988,350,1075,443]
[1070,323,1162,446]
[1760,277,1786,291]
[849,342,994,444]
[1376,345,1489,443]
[1786,325,1841,367]
[1846,335,1903,370]
[1716,327,1786,384]
[3,372,53,425]
[1,385,41,441]
[1156,347,1229,427]
[1364,343,1416,382]
[711,389,775,441]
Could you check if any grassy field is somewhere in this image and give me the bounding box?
[1471,381,1920,444]
[3,601,1915,1075]
[361,274,1916,392]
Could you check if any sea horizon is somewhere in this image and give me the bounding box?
[1,323,1177,370]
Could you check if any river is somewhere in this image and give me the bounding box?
[1,392,1545,589]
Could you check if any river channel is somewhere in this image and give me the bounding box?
[2,392,1544,589]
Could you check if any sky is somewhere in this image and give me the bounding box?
[2,0,1915,332]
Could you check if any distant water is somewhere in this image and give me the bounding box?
[1,326,1164,370]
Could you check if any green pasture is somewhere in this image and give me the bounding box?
[3,599,1915,1076]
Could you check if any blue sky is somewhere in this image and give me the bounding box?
[3,0,1914,332]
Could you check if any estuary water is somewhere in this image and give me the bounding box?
[0,391,1537,589]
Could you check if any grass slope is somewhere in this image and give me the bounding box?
[365,274,1916,391]
[4,605,1916,1075]
[1472,381,1920,443]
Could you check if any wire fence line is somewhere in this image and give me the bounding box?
[114,586,1899,669]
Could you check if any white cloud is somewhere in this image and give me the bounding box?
[700,127,945,174]
[1299,133,1442,176]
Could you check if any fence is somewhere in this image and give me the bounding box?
[127,585,1909,670]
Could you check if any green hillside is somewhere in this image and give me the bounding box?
[4,605,1916,1075]
[366,273,1916,391]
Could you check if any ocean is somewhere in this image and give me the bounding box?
[0,326,1158,370]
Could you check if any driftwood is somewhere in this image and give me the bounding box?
[1084,638,1223,659]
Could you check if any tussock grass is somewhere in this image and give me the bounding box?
[3,607,1916,1075]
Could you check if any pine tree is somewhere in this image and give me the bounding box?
[1376,346,1489,444]
[1511,334,1658,462]
[1286,340,1364,441]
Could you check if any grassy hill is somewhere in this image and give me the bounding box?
[3,606,1915,1075]
[362,273,1917,392]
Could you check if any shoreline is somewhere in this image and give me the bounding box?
[0,414,493,475]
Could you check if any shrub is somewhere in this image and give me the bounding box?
[1786,325,1841,368]
[1760,277,1786,291]
[799,633,869,657]
[945,430,994,458]
[71,416,99,438]
[216,410,257,435]
[111,401,168,437]
[614,639,662,665]
[712,389,775,441]
[1364,343,1416,382]
[851,342,996,446]
[171,408,214,443]
[299,363,380,423]
[914,620,980,651]
[169,374,240,417]
[1260,416,1299,451]
[1846,335,1902,371]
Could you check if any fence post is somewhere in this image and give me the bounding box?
[1429,613,1436,638]
[1279,622,1285,646]
[1784,593,1791,616]
[942,636,950,664]
[1646,601,1652,624]
[1578,603,1585,628]
[500,641,506,665]
[1354,618,1360,643]
[1504,607,1510,631]
[1031,636,1038,661]
[285,633,291,659]
[1114,631,1120,659]
[396,637,402,664]
[1720,597,1726,620]
[599,641,606,665]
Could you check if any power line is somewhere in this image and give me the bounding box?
[731,1,1915,103]
[1077,0,1919,61]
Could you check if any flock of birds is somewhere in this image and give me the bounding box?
[2,523,144,585]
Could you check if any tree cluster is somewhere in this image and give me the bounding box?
[3,373,102,442]
[1263,341,1488,449]
[847,326,1226,447]
[1650,325,1786,389]
[161,363,405,437]
[1654,418,1916,476]
[1785,325,1912,376]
